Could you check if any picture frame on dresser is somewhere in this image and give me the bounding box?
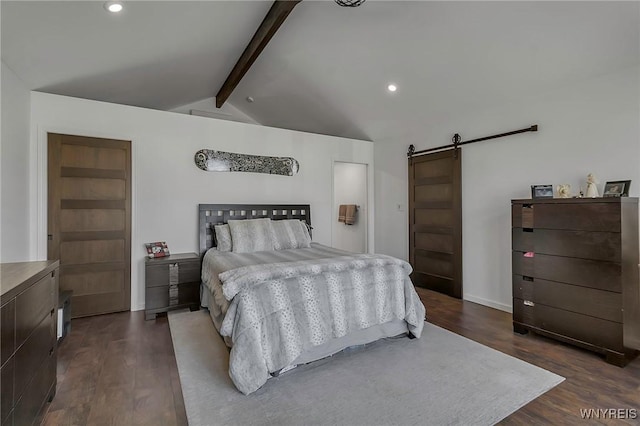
[603,180,631,197]
[530,184,554,199]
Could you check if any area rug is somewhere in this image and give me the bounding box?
[168,310,563,426]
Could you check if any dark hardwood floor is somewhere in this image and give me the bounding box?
[41,289,640,425]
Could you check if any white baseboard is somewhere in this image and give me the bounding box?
[463,294,512,313]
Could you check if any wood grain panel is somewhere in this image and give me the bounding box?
[14,354,55,426]
[61,177,125,200]
[513,228,621,262]
[414,184,452,202]
[413,158,452,179]
[61,270,124,297]
[415,233,453,254]
[60,144,125,170]
[415,253,453,279]
[60,209,124,232]
[513,276,622,322]
[61,167,125,179]
[415,209,453,227]
[60,240,125,265]
[70,293,126,318]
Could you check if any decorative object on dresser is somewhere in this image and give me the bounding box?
[585,173,599,197]
[603,180,631,198]
[145,253,200,320]
[194,149,299,176]
[530,184,553,199]
[556,184,571,198]
[511,197,640,366]
[1,260,59,426]
[144,241,170,258]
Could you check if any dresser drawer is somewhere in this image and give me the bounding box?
[513,228,621,262]
[15,272,55,348]
[1,357,14,424]
[513,298,624,352]
[14,312,54,399]
[1,300,15,366]
[13,353,55,426]
[512,252,621,292]
[512,202,620,232]
[513,275,622,322]
[145,282,199,310]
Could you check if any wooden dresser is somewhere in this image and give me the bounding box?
[1,260,59,426]
[145,253,200,320]
[511,198,640,366]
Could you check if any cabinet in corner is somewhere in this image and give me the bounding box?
[1,260,59,426]
[511,197,640,366]
[145,253,200,320]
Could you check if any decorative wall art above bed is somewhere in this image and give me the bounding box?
[194,149,299,176]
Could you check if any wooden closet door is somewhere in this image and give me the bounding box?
[48,133,131,317]
[408,149,462,298]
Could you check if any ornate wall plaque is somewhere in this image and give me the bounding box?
[195,149,299,176]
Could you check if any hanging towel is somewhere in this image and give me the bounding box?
[338,205,347,223]
[345,204,357,225]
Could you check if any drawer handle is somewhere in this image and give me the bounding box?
[523,252,534,258]
[50,308,55,316]
[523,276,534,282]
[523,300,535,307]
[49,347,54,356]
[523,204,532,209]
[523,228,533,233]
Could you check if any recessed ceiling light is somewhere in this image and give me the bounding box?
[104,1,123,13]
[387,84,397,92]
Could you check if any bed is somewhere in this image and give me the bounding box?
[199,204,426,395]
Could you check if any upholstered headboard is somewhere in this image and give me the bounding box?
[198,204,311,259]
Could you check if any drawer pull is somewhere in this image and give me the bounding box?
[523,252,534,258]
[523,204,532,209]
[50,308,55,315]
[523,300,535,307]
[49,347,54,356]
[523,276,534,282]
[523,228,533,233]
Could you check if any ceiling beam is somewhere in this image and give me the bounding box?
[215,0,302,108]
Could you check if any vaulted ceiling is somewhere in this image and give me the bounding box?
[2,1,639,142]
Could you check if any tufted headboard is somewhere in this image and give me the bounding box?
[198,204,311,259]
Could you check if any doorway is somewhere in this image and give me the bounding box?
[408,149,462,298]
[332,162,368,253]
[48,133,132,317]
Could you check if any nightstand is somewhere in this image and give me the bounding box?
[145,252,200,320]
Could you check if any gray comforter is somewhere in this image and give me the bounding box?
[202,244,426,395]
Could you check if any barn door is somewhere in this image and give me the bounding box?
[48,133,131,317]
[408,148,462,298]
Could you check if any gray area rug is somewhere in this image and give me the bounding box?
[168,310,563,426]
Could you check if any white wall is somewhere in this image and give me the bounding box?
[332,162,367,253]
[375,64,640,312]
[30,92,374,311]
[1,61,31,262]
[170,96,260,125]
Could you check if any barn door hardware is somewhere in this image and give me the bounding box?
[407,125,538,159]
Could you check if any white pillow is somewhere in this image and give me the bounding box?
[271,219,311,250]
[214,224,232,252]
[228,218,275,253]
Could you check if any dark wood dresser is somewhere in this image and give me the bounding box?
[1,260,59,426]
[512,197,640,366]
[145,253,200,320]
